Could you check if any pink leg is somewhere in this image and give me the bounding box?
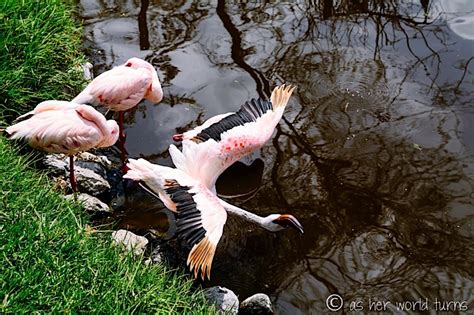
[118,111,128,173]
[69,155,77,192]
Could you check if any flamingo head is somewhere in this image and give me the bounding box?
[99,120,119,148]
[264,214,304,234]
[124,57,163,103]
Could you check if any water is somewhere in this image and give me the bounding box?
[79,1,474,313]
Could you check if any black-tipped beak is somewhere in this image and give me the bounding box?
[276,214,304,234]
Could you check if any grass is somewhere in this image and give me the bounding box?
[0,139,213,313]
[0,0,87,123]
[0,0,215,313]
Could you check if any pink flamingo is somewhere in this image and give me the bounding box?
[72,57,163,169]
[124,85,303,280]
[6,101,119,192]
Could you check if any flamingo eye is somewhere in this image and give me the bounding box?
[125,62,132,67]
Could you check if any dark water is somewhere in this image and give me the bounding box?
[78,0,474,313]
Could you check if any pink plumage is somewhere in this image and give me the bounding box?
[6,101,119,191]
[173,84,296,189]
[7,101,119,154]
[72,57,163,111]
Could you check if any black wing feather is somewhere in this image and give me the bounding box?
[193,97,272,142]
[165,183,207,246]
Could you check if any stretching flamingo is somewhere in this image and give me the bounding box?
[72,57,163,169]
[172,84,295,189]
[124,154,303,280]
[6,101,119,191]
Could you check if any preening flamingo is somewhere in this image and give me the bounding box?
[124,154,303,280]
[172,84,295,189]
[6,101,119,191]
[72,57,163,169]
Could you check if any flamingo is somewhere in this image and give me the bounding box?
[123,153,303,280]
[172,84,295,189]
[72,57,163,169]
[124,84,302,279]
[6,101,119,192]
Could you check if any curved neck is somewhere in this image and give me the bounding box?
[218,198,266,226]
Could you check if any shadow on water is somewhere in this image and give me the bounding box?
[79,0,473,313]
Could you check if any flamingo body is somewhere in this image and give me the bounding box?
[7,101,119,153]
[7,101,119,191]
[72,57,163,170]
[72,57,163,111]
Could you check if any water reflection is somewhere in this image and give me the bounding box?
[79,0,473,313]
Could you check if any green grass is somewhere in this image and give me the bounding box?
[0,0,87,123]
[0,138,213,313]
[0,0,215,313]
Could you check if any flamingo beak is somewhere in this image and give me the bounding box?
[275,214,304,234]
[173,133,183,142]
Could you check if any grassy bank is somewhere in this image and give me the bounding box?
[0,0,214,313]
[0,0,87,122]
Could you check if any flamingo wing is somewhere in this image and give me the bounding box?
[73,66,152,110]
[174,85,295,188]
[166,180,227,280]
[124,158,227,280]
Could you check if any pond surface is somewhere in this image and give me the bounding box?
[79,0,473,313]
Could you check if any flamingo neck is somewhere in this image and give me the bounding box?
[218,198,266,226]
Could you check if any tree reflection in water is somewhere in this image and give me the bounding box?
[79,0,473,313]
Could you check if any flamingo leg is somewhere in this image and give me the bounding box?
[118,111,129,173]
[69,155,77,192]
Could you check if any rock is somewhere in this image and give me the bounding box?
[81,62,94,81]
[43,153,111,195]
[112,230,148,256]
[43,154,67,176]
[74,166,110,195]
[77,152,112,170]
[75,160,107,179]
[65,193,111,213]
[149,250,164,265]
[239,293,273,315]
[204,286,239,314]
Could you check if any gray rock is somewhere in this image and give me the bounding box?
[43,153,111,195]
[81,62,94,81]
[204,286,239,314]
[43,154,68,176]
[239,293,273,315]
[77,152,112,170]
[112,230,148,256]
[149,249,164,265]
[65,193,111,213]
[74,166,110,195]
